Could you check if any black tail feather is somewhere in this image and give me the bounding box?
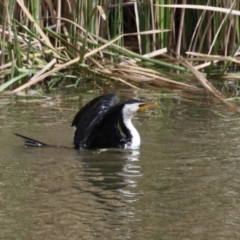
[15,133,70,149]
[15,133,50,147]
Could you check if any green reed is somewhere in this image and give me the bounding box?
[0,0,240,100]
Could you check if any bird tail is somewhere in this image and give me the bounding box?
[15,133,51,147]
[15,133,70,149]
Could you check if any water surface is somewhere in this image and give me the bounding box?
[1,91,240,239]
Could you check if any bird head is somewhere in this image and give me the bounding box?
[122,99,157,119]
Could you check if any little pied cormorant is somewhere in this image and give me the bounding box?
[15,94,157,150]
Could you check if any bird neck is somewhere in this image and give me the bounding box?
[122,117,140,149]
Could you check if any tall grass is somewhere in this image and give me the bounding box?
[0,0,240,110]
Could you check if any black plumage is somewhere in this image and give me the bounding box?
[15,94,156,150]
[72,94,144,149]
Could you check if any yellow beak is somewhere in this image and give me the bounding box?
[138,102,158,112]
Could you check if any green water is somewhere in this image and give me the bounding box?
[1,91,240,239]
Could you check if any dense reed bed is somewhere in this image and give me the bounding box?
[0,1,240,110]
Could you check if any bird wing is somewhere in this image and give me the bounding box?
[84,103,125,149]
[72,94,117,149]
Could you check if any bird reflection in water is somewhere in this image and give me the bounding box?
[74,148,141,208]
[70,148,143,236]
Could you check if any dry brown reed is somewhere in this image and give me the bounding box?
[0,1,240,111]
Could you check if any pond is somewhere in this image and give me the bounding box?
[1,90,240,239]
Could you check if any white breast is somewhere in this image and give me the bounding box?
[123,118,140,149]
[122,103,141,149]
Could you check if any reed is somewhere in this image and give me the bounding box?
[0,0,240,110]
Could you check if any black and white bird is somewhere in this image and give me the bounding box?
[15,94,157,150]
